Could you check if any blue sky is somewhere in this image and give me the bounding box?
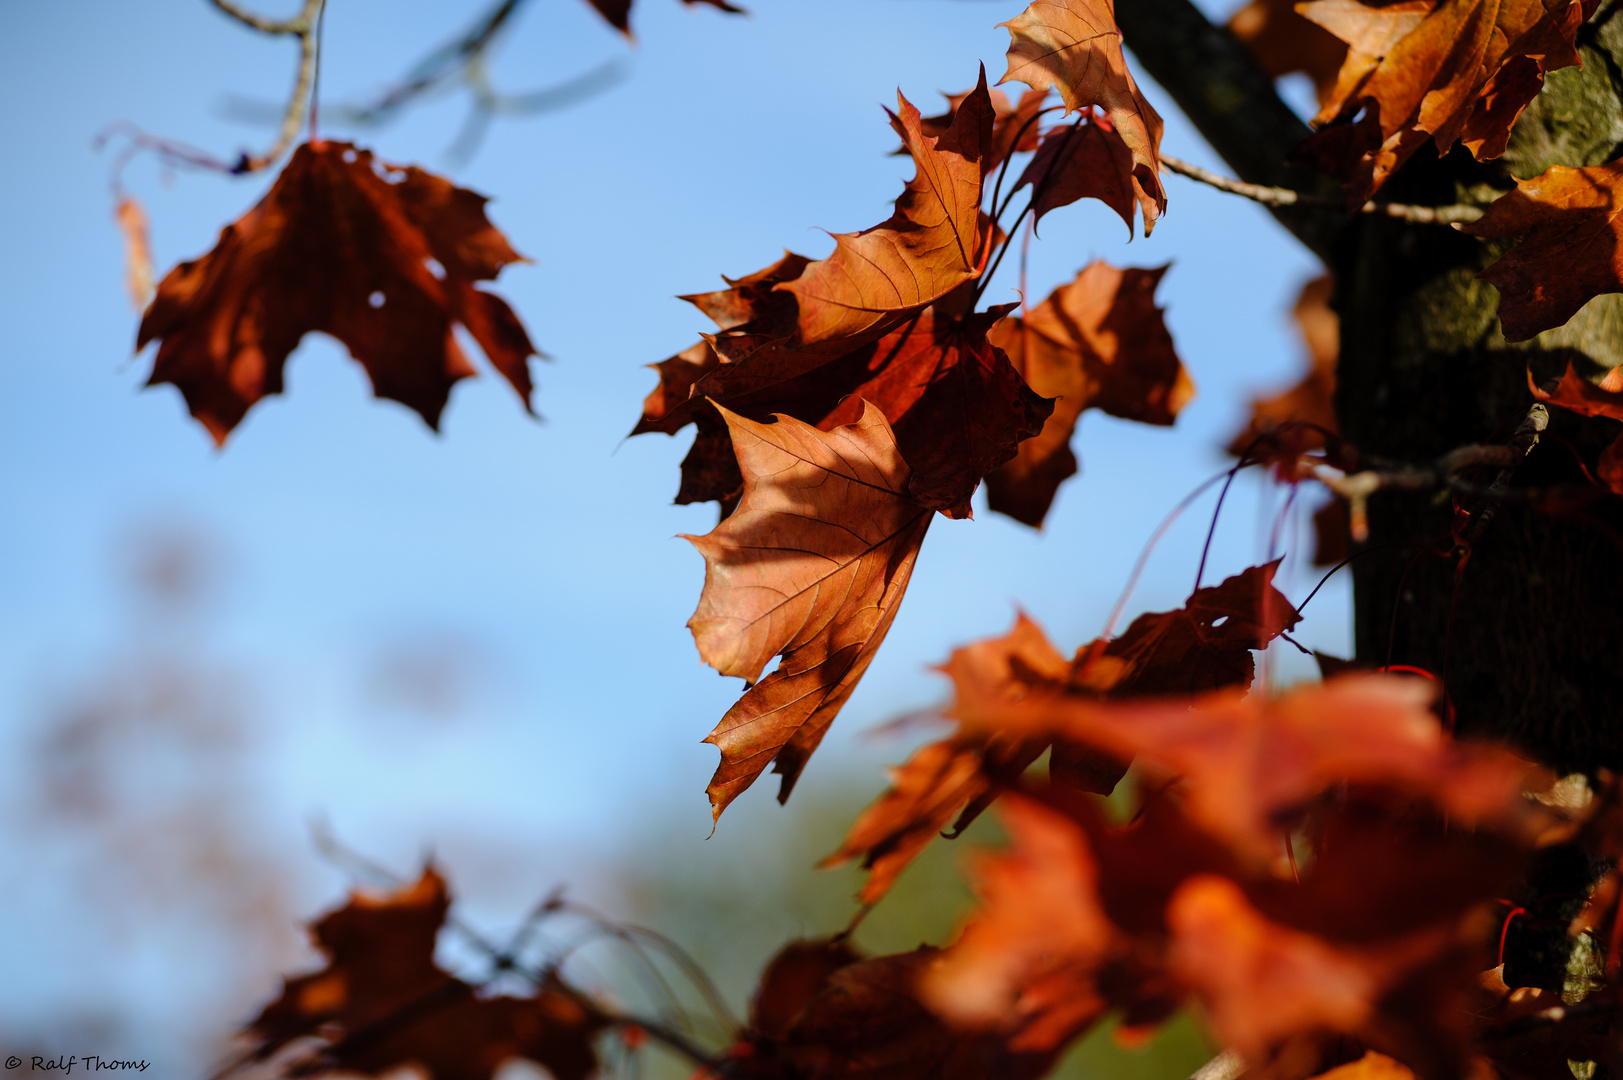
[0,0,1341,1069]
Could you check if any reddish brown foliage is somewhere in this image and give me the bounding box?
[137,142,537,444]
[1295,0,1596,201]
[1228,0,1349,103]
[720,939,1071,1080]
[827,564,1300,903]
[583,0,744,35]
[986,262,1192,527]
[685,403,933,820]
[998,0,1167,232]
[1464,158,1623,341]
[246,868,602,1080]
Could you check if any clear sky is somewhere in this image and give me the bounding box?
[0,0,1340,1070]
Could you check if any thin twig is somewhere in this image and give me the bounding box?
[1161,154,1486,226]
[1313,444,1531,542]
[207,0,309,35]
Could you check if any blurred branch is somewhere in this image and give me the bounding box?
[1162,154,1486,225]
[209,0,326,172]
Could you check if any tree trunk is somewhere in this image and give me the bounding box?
[1122,1,1623,994]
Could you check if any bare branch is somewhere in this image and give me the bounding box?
[233,0,326,173]
[206,0,311,35]
[1161,154,1486,225]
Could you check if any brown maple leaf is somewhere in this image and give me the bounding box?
[1525,361,1623,495]
[822,614,1067,903]
[985,262,1193,527]
[685,402,932,820]
[1015,111,1158,237]
[1228,0,1350,104]
[1462,157,1623,342]
[1078,561,1302,698]
[246,868,602,1080]
[1295,0,1597,201]
[583,0,744,36]
[998,0,1167,232]
[729,940,1070,1080]
[136,141,538,444]
[1227,274,1339,466]
[644,299,1051,518]
[990,675,1539,865]
[780,73,997,349]
[828,567,1290,905]
[914,86,1048,174]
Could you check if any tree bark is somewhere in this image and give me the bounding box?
[1122,0,1623,993]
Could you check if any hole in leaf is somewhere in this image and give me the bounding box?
[342,149,358,164]
[1210,615,1229,627]
[425,258,446,280]
[369,291,386,309]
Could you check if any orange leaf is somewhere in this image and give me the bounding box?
[1295,0,1595,201]
[115,195,154,312]
[997,0,1167,232]
[685,402,932,820]
[1228,0,1349,104]
[136,141,538,444]
[780,72,997,349]
[1463,158,1623,342]
[246,868,602,1080]
[986,262,1193,527]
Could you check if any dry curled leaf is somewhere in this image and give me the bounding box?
[115,195,154,311]
[246,868,602,1080]
[1016,111,1157,237]
[986,262,1192,527]
[644,299,1051,518]
[685,402,932,820]
[1295,0,1597,201]
[781,72,997,349]
[998,0,1166,232]
[136,141,538,444]
[1463,158,1623,342]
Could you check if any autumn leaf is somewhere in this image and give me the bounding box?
[1228,0,1349,104]
[115,195,154,311]
[829,567,1289,905]
[646,299,1051,518]
[583,0,744,36]
[822,614,1067,904]
[136,141,538,444]
[1167,875,1469,1069]
[1528,360,1623,422]
[1462,157,1623,342]
[1015,112,1157,237]
[1226,274,1339,466]
[914,86,1048,174]
[985,262,1192,527]
[998,0,1167,232]
[246,868,602,1080]
[981,675,1539,865]
[780,72,997,349]
[732,940,1070,1080]
[1081,561,1301,698]
[685,402,932,820]
[1295,0,1596,201]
